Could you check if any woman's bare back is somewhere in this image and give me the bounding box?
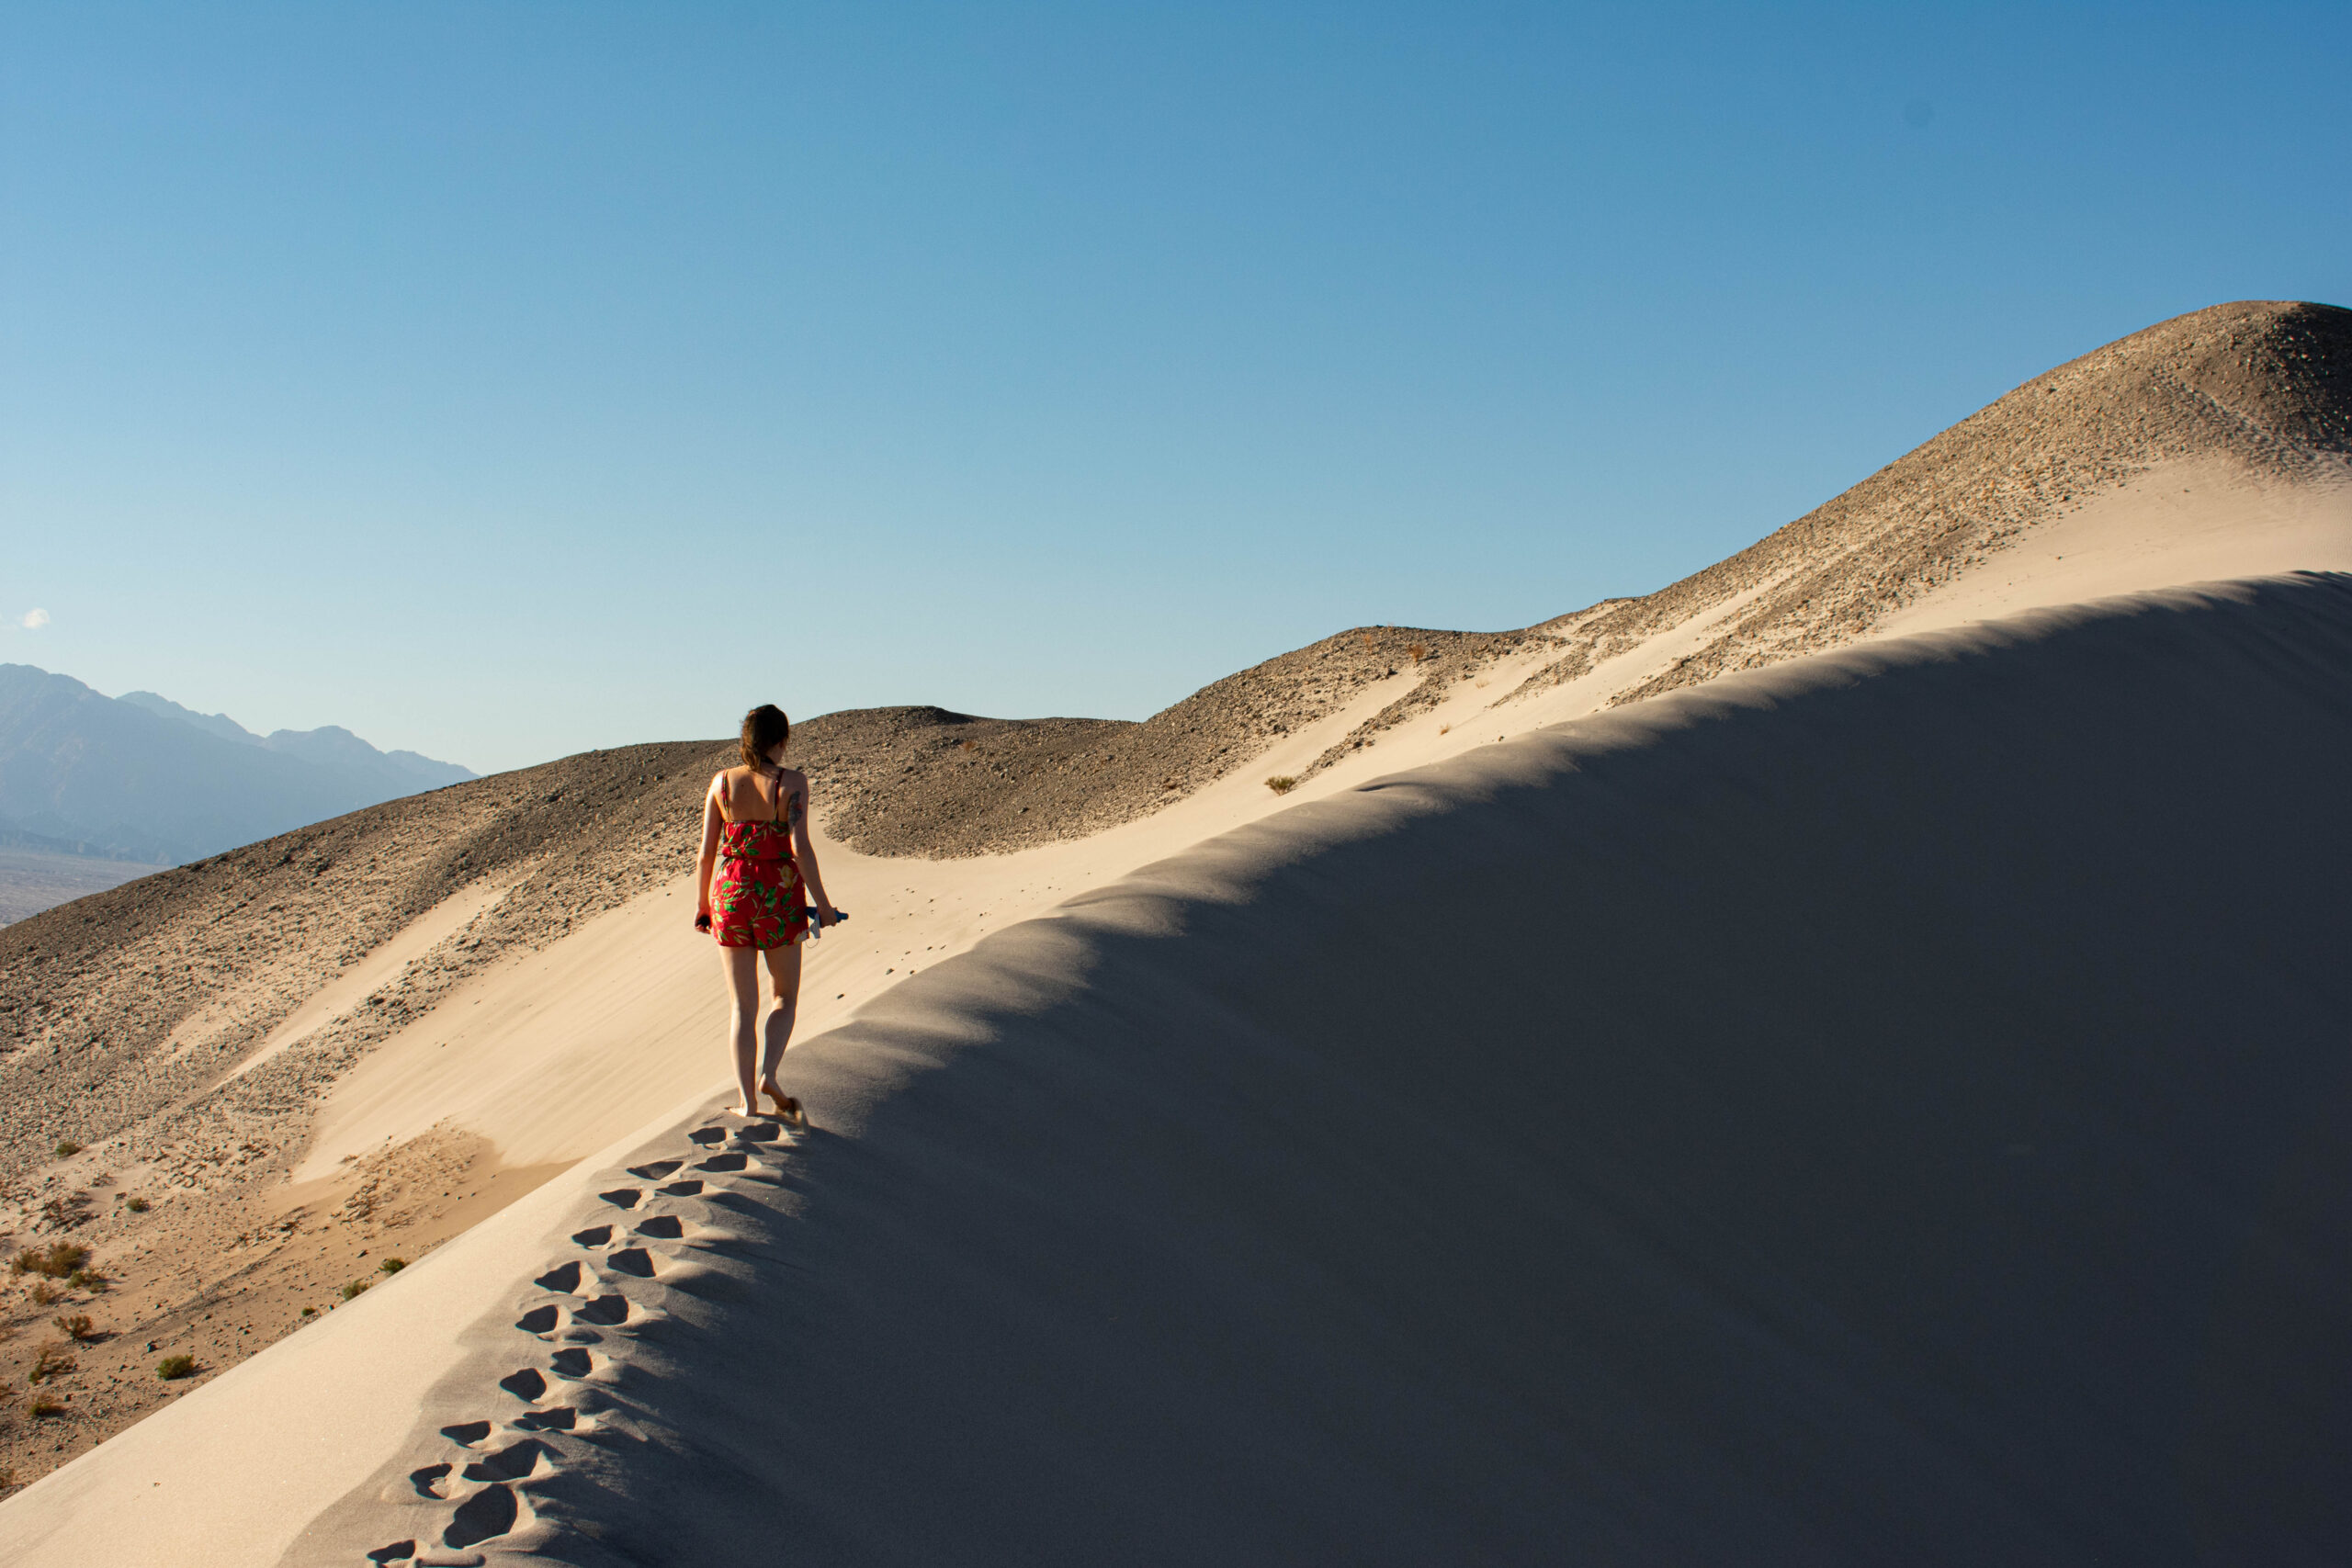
[713,763,805,825]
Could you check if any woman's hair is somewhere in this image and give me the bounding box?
[740,704,790,772]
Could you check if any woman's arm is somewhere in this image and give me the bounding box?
[695,774,725,925]
[790,772,837,924]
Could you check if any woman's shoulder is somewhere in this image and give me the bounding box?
[776,764,811,791]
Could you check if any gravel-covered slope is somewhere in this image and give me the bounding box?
[6,299,2348,1201]
[801,624,1543,859]
[0,742,726,1191]
[1505,299,2352,708]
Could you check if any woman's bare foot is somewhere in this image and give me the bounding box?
[760,1079,806,1127]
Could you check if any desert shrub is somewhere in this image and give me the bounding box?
[1264,775,1297,795]
[25,1281,59,1306]
[52,1142,80,1158]
[1407,643,1429,663]
[379,1258,408,1274]
[155,1354,197,1381]
[299,1306,316,1317]
[67,1269,107,1292]
[341,1280,371,1301]
[28,1341,74,1384]
[124,1197,149,1213]
[28,1395,63,1418]
[51,1315,94,1342]
[9,1242,88,1279]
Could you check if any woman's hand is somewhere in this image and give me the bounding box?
[810,899,839,932]
[695,906,713,933]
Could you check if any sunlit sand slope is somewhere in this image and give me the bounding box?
[220,572,2352,1565]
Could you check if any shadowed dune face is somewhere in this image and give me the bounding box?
[297,575,2352,1565]
[6,302,2346,1189]
[3,300,2349,1547]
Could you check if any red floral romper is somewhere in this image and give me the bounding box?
[709,774,810,950]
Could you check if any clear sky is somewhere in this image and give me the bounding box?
[4,3,2346,773]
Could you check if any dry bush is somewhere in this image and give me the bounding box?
[155,1354,197,1381]
[9,1243,86,1280]
[1407,643,1429,664]
[341,1280,371,1301]
[67,1269,107,1292]
[28,1395,63,1419]
[52,1315,94,1342]
[51,1142,80,1158]
[124,1197,149,1213]
[1264,776,1298,795]
[379,1258,408,1274]
[28,1340,74,1384]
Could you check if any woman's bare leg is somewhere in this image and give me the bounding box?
[758,940,805,1106]
[719,944,763,1114]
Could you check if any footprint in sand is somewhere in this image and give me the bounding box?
[497,1366,548,1401]
[460,1437,552,1483]
[532,1259,584,1293]
[548,1347,601,1380]
[443,1480,519,1548]
[372,1114,796,1564]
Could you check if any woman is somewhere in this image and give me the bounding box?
[695,704,839,1122]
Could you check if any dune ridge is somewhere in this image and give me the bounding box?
[0,300,2347,1538]
[252,570,2352,1564]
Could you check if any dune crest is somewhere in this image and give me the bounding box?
[3,302,2350,1553]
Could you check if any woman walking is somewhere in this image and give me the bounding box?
[695,704,839,1122]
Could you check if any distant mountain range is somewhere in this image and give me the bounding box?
[0,664,476,866]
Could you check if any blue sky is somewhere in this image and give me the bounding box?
[4,2,2346,773]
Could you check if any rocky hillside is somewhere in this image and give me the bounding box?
[1505,298,2352,708]
[4,299,2346,1200]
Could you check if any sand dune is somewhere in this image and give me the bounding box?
[3,301,2350,1557]
[9,572,2348,1564]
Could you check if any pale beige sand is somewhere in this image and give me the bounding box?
[276,457,2352,1184]
[4,572,2349,1564]
[3,301,2349,1556]
[1871,455,2352,637]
